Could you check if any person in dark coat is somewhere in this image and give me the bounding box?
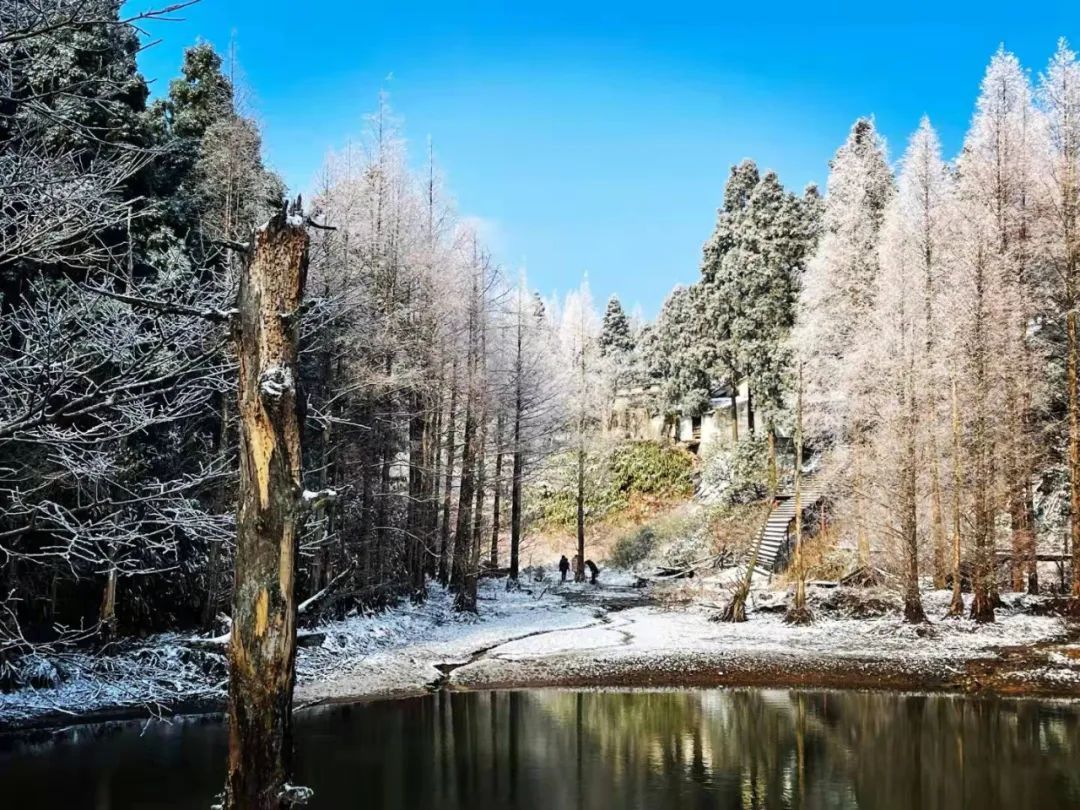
[585,559,599,585]
[558,555,571,582]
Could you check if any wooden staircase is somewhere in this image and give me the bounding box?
[752,476,824,577]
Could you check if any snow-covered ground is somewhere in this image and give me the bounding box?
[294,580,600,705]
[2,579,1078,733]
[0,579,601,731]
[452,587,1080,693]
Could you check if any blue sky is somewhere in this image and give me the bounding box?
[133,1,1079,317]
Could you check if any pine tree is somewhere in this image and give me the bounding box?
[599,295,635,357]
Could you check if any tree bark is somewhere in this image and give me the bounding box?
[223,205,309,810]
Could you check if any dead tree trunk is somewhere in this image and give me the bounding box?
[224,205,310,810]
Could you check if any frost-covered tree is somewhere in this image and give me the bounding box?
[0,3,243,647]
[600,294,634,357]
[646,284,714,419]
[794,116,893,566]
[558,281,604,581]
[944,48,1049,620]
[864,118,954,623]
[1038,40,1080,599]
[501,277,563,582]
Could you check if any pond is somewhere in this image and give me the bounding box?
[2,688,1079,809]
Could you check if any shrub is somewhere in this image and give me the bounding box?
[531,441,695,530]
[699,437,769,506]
[609,441,695,498]
[609,526,659,569]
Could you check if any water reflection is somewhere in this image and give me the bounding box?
[2,689,1079,809]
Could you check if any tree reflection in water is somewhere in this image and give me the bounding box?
[1,689,1079,809]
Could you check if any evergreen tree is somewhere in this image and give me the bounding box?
[599,294,635,357]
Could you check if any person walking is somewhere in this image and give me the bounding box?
[558,555,571,583]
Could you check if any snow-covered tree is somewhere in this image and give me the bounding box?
[1038,40,1080,599]
[863,118,954,623]
[558,281,604,581]
[794,116,893,566]
[945,47,1049,620]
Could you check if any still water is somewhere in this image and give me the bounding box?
[2,689,1080,809]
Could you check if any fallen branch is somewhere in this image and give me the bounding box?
[298,566,353,616]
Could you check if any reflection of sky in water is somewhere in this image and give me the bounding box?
[2,688,1079,809]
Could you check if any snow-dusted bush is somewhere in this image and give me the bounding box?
[609,526,658,569]
[699,437,769,506]
[533,441,695,529]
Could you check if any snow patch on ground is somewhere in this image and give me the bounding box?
[295,580,599,703]
[451,587,1079,691]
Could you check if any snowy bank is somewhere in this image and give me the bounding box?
[450,587,1080,696]
[3,581,1078,734]
[0,579,598,733]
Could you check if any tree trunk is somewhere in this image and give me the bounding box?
[1070,309,1080,599]
[509,317,524,583]
[453,397,478,609]
[471,412,488,567]
[766,424,778,494]
[575,443,586,582]
[785,364,811,625]
[438,363,459,586]
[224,205,309,810]
[509,440,523,582]
[969,263,995,624]
[902,355,926,624]
[100,564,118,639]
[490,417,504,567]
[407,389,427,601]
[427,382,444,581]
[948,380,965,617]
[203,393,231,630]
[729,375,739,443]
[745,385,755,437]
[929,450,947,590]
